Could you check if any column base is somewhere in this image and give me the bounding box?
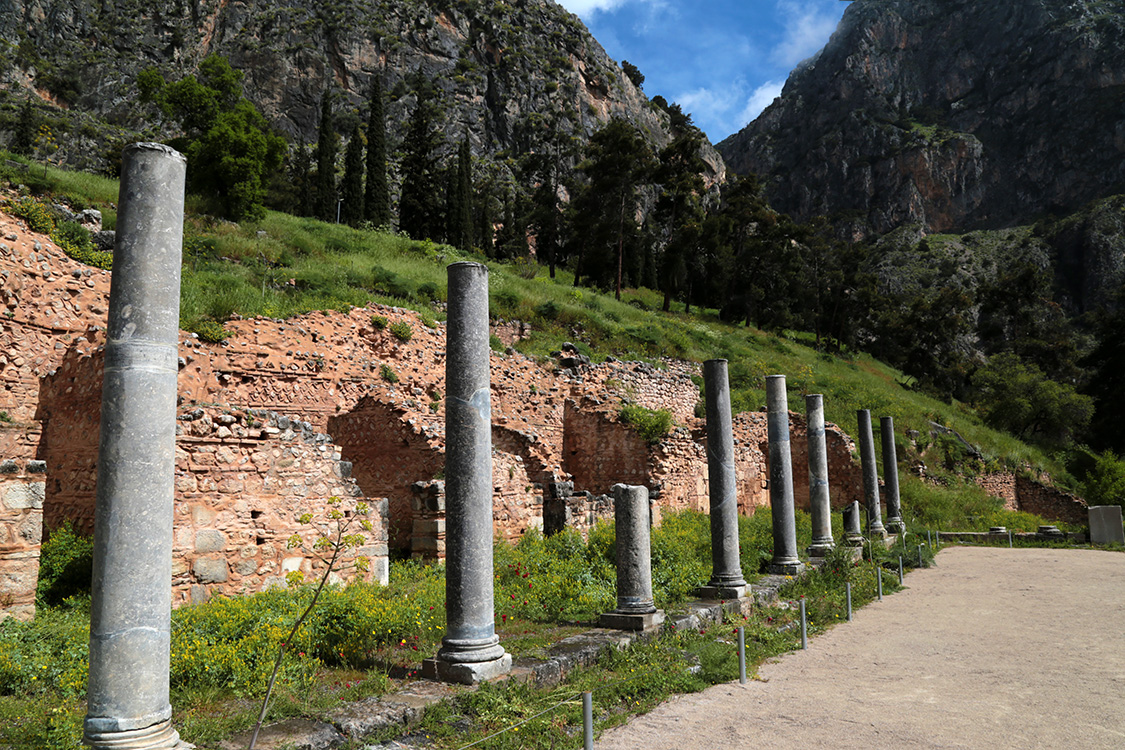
[694,584,747,600]
[599,609,665,632]
[806,541,836,559]
[844,533,865,547]
[421,652,513,685]
[886,518,905,534]
[767,560,806,576]
[83,720,192,750]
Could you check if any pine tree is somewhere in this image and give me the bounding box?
[363,75,391,227]
[340,123,365,227]
[315,89,338,222]
[11,98,36,156]
[398,84,444,241]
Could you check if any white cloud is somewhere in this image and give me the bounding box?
[771,0,840,68]
[673,77,783,140]
[556,0,645,16]
[739,79,784,125]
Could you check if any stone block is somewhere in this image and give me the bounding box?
[235,559,258,576]
[421,653,513,685]
[1089,505,1125,545]
[2,482,44,510]
[413,518,446,535]
[194,529,227,553]
[193,557,229,583]
[598,609,665,632]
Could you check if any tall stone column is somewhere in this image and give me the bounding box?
[84,144,188,750]
[600,484,664,631]
[696,360,747,599]
[767,375,805,575]
[431,261,511,684]
[857,409,886,537]
[881,416,904,534]
[806,394,835,557]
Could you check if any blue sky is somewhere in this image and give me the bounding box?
[555,0,849,143]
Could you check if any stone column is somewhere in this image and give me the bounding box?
[806,394,835,557]
[696,360,747,599]
[766,375,804,576]
[84,144,188,750]
[431,261,511,684]
[843,501,864,546]
[600,484,664,631]
[881,416,904,534]
[857,409,886,537]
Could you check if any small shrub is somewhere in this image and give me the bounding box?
[416,281,444,302]
[389,321,413,342]
[619,403,674,443]
[371,267,414,299]
[370,314,389,330]
[0,411,11,424]
[52,220,112,270]
[379,364,399,383]
[189,320,232,343]
[8,196,55,234]
[535,300,560,321]
[36,522,94,607]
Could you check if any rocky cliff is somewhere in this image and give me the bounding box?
[717,0,1125,237]
[0,0,723,181]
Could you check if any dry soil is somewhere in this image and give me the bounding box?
[596,546,1125,750]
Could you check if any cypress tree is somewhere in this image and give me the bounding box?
[364,75,391,227]
[290,143,313,217]
[340,123,365,227]
[398,84,443,241]
[11,99,36,156]
[315,89,338,222]
[454,136,473,251]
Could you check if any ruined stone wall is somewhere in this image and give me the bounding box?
[1013,475,1088,526]
[0,435,44,621]
[976,472,1019,511]
[562,399,650,496]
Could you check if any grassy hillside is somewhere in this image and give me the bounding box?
[2,153,1073,532]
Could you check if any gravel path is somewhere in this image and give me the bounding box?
[595,547,1125,750]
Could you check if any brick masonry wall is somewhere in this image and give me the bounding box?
[974,471,1088,525]
[0,449,45,621]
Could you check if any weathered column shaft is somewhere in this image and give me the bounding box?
[439,262,505,666]
[704,360,746,590]
[612,484,656,613]
[857,409,885,536]
[806,394,835,554]
[881,416,903,532]
[844,500,864,545]
[84,144,186,750]
[767,375,804,575]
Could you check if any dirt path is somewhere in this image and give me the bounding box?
[595,547,1125,749]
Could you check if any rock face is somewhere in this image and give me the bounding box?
[718,0,1125,236]
[1,0,723,181]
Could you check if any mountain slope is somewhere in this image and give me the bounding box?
[718,0,1125,236]
[0,0,724,181]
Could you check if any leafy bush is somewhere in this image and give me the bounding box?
[371,267,414,299]
[370,314,389,330]
[36,523,93,607]
[416,281,443,302]
[1081,450,1125,510]
[51,220,112,270]
[389,321,413,342]
[189,320,232,343]
[379,364,398,383]
[8,196,55,234]
[619,403,674,443]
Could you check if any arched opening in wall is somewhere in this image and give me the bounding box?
[327,397,443,555]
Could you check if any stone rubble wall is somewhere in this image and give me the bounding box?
[0,438,45,621]
[974,471,1088,526]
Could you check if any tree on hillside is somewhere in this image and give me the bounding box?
[364,74,391,227]
[398,83,445,241]
[622,60,645,89]
[136,55,284,220]
[340,123,365,227]
[11,98,36,156]
[316,89,338,222]
[654,128,706,311]
[290,144,314,217]
[568,119,653,293]
[445,135,473,251]
[970,352,1093,444]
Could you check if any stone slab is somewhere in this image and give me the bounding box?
[693,584,747,601]
[599,609,665,632]
[767,561,806,576]
[1089,505,1125,545]
[420,653,513,685]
